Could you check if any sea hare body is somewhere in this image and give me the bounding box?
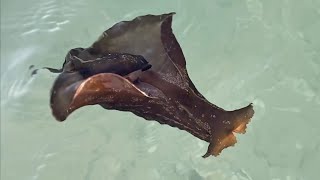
[48,13,254,158]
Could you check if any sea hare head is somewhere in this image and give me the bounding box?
[50,13,182,121]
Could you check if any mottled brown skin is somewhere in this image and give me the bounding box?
[49,13,254,158]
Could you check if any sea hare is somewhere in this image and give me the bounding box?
[45,13,254,158]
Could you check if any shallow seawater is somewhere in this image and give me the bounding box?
[1,0,320,179]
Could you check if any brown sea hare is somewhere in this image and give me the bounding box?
[46,13,254,158]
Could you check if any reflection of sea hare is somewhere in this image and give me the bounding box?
[46,12,254,158]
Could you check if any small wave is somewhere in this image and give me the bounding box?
[21,28,40,36]
[47,26,61,32]
[1,47,38,106]
[2,0,87,37]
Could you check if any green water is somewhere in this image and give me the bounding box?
[1,0,320,179]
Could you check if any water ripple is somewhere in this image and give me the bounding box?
[1,47,37,106]
[2,0,87,36]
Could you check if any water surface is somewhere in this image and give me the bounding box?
[1,0,320,179]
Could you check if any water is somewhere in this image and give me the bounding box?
[1,0,319,179]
